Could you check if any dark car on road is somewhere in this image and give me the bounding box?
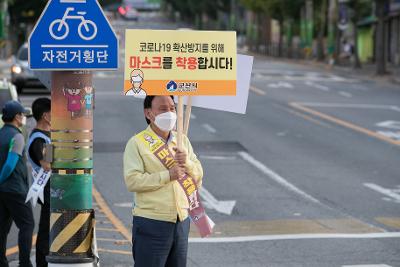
[122,0,160,12]
[11,44,47,93]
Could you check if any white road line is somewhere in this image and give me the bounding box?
[250,86,266,95]
[114,202,132,208]
[376,131,400,140]
[200,187,236,215]
[376,121,400,130]
[342,265,392,267]
[267,82,294,89]
[339,91,353,98]
[305,81,330,91]
[189,232,400,243]
[199,155,237,160]
[238,151,321,204]
[202,123,217,134]
[295,103,400,111]
[364,183,400,202]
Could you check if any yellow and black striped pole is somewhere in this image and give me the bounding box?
[47,71,96,266]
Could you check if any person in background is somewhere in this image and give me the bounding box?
[27,98,51,267]
[0,100,34,267]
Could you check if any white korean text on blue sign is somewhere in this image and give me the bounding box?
[29,0,118,70]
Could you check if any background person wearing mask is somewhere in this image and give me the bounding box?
[123,95,203,267]
[27,98,51,267]
[0,100,34,267]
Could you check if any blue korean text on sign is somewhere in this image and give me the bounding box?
[29,0,118,70]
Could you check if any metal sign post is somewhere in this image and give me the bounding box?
[29,0,118,266]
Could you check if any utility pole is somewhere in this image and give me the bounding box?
[47,71,95,267]
[327,0,337,65]
[375,0,388,75]
[317,0,328,61]
[305,0,314,59]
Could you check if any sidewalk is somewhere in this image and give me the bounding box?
[242,49,400,86]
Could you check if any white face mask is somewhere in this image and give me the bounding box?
[154,111,177,132]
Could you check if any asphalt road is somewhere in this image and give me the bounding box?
[5,12,400,267]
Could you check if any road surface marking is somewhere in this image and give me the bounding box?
[342,265,392,267]
[97,238,130,244]
[238,151,321,204]
[96,227,119,232]
[267,82,294,89]
[202,123,217,133]
[98,220,113,225]
[97,248,132,255]
[250,86,266,95]
[294,103,400,111]
[375,217,400,229]
[201,187,236,215]
[6,235,37,256]
[199,155,237,160]
[286,108,332,128]
[188,232,400,243]
[364,183,400,203]
[93,187,131,242]
[376,121,400,130]
[376,131,400,140]
[290,102,400,147]
[339,91,353,98]
[188,218,383,238]
[305,81,330,91]
[114,202,132,208]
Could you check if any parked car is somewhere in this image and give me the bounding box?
[0,79,31,137]
[122,0,160,11]
[11,43,47,93]
[118,4,139,21]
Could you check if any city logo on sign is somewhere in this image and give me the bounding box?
[166,80,178,92]
[29,0,118,70]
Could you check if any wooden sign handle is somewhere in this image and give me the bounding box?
[184,96,192,136]
[177,96,184,149]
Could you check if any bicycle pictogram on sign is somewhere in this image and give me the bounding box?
[49,7,97,40]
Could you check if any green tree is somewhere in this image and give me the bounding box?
[314,0,327,61]
[241,0,303,57]
[239,0,265,49]
[165,0,230,29]
[6,0,46,52]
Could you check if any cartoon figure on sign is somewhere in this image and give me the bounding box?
[81,86,94,117]
[63,84,82,119]
[125,69,146,97]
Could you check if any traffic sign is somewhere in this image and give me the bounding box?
[29,0,118,70]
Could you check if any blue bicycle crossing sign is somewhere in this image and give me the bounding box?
[29,0,118,70]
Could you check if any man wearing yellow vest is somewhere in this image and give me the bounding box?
[123,95,203,267]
